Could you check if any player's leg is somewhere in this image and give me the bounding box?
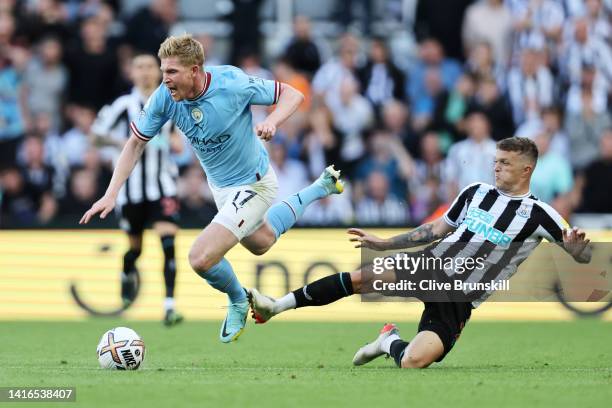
[189,222,251,342]
[248,265,377,323]
[118,203,145,305]
[246,165,344,255]
[152,220,182,326]
[353,302,472,368]
[121,233,143,304]
[198,171,283,342]
[353,326,444,368]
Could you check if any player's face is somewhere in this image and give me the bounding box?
[132,55,161,90]
[493,150,531,191]
[160,57,197,101]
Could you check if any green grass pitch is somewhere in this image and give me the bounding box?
[1,320,610,407]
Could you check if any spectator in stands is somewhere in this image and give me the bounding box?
[430,73,475,146]
[507,46,554,124]
[563,17,612,88]
[516,106,569,160]
[14,0,71,44]
[565,88,612,170]
[583,0,611,42]
[0,10,16,46]
[530,131,573,204]
[303,106,343,178]
[0,136,57,226]
[356,37,406,113]
[445,112,496,198]
[354,129,414,200]
[0,166,35,226]
[578,128,612,212]
[80,147,112,197]
[300,194,354,226]
[60,104,95,168]
[464,41,505,85]
[469,76,515,140]
[273,57,312,113]
[283,15,322,78]
[407,38,462,120]
[312,33,360,107]
[195,33,222,66]
[354,170,409,226]
[462,0,513,66]
[0,18,26,168]
[64,15,119,109]
[540,107,569,159]
[123,0,177,56]
[565,60,608,115]
[59,167,100,216]
[269,137,309,205]
[509,0,565,56]
[326,75,372,177]
[381,99,419,157]
[238,50,273,125]
[409,132,447,223]
[412,66,447,132]
[23,36,66,131]
[176,164,216,225]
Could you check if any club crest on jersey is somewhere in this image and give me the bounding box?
[516,203,531,218]
[191,107,203,123]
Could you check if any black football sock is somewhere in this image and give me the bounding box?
[389,339,410,368]
[161,235,176,298]
[292,272,353,308]
[123,248,141,275]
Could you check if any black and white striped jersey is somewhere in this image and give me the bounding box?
[92,88,178,206]
[430,182,569,306]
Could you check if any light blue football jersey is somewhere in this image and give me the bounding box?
[131,65,280,187]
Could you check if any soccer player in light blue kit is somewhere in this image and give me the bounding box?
[80,34,344,342]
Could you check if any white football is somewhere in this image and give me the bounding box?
[96,327,145,370]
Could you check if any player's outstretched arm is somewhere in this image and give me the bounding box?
[254,83,304,141]
[348,217,454,251]
[562,227,592,264]
[79,134,147,224]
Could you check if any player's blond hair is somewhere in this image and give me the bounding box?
[158,34,205,67]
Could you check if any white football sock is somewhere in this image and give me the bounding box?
[274,293,296,313]
[164,297,175,312]
[381,333,401,354]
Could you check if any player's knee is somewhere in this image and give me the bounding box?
[350,270,362,293]
[124,248,141,262]
[400,351,434,369]
[188,248,219,273]
[248,245,270,256]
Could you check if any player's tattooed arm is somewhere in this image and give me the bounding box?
[348,218,454,251]
[384,219,453,250]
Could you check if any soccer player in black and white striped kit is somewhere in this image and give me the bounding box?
[248,137,592,368]
[91,54,183,326]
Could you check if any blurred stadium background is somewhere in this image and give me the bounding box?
[1,0,612,322]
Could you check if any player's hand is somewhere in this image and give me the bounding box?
[254,121,276,141]
[348,228,388,250]
[79,195,116,224]
[562,227,590,259]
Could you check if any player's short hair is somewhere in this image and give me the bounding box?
[497,137,538,164]
[158,34,205,67]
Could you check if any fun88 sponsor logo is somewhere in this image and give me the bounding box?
[463,208,512,247]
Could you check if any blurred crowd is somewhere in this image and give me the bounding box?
[1,0,612,228]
